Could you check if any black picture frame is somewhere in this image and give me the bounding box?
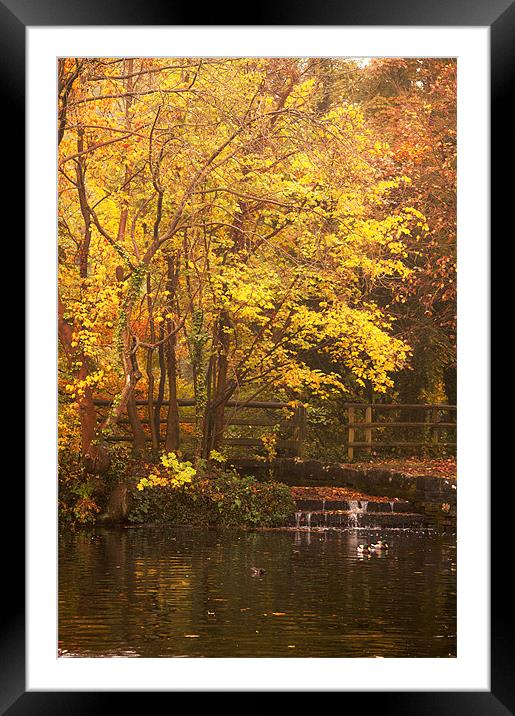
[5,0,502,711]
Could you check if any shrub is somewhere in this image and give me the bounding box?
[58,441,131,528]
[128,461,295,528]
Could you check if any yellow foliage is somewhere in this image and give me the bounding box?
[58,57,425,451]
[137,453,196,491]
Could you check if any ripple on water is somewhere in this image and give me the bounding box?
[59,527,456,658]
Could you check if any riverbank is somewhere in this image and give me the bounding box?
[123,457,456,529]
[59,453,456,530]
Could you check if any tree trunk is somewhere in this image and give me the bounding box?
[58,296,111,474]
[161,254,180,452]
[153,324,166,447]
[212,313,230,451]
[165,327,180,452]
[145,272,159,456]
[189,307,208,457]
[200,311,232,458]
[100,271,145,435]
[59,130,112,474]
[127,393,146,456]
[146,347,160,456]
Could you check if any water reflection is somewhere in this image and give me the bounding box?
[59,527,456,658]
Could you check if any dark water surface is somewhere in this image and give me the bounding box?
[59,527,456,658]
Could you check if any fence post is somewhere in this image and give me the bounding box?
[365,405,372,454]
[347,406,355,460]
[431,406,439,448]
[293,405,307,457]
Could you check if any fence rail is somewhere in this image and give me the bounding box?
[92,398,456,458]
[344,403,456,459]
[93,398,303,456]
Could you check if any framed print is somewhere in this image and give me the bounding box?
[4,0,504,710]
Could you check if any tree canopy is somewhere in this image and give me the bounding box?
[58,57,456,475]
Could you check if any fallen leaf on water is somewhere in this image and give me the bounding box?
[184,634,200,638]
[272,612,286,616]
[288,645,296,649]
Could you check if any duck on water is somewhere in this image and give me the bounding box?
[251,567,266,576]
[357,540,389,555]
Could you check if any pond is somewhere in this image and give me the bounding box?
[59,526,456,658]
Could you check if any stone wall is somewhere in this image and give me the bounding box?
[232,457,457,526]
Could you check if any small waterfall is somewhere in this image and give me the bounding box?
[295,511,302,528]
[389,501,395,513]
[306,512,312,529]
[348,501,359,528]
[348,500,368,528]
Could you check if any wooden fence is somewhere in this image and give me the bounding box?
[345,403,457,459]
[93,399,455,459]
[93,398,305,457]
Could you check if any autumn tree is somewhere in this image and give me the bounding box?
[58,57,450,494]
[358,58,457,404]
